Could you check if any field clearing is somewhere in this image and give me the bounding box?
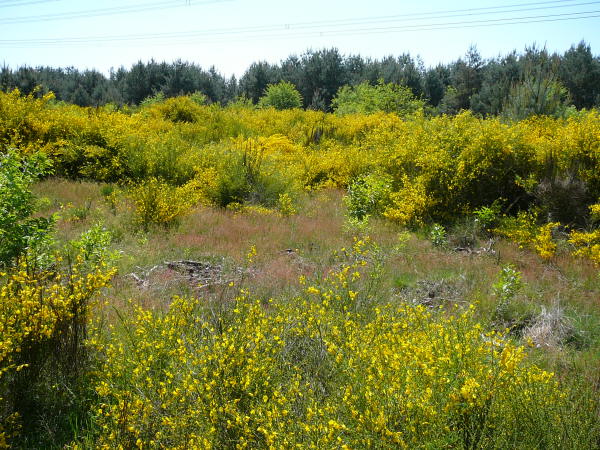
[1,91,600,447]
[19,178,600,447]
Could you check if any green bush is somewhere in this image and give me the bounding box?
[139,91,165,108]
[208,148,293,209]
[493,264,523,326]
[332,80,425,116]
[473,200,503,230]
[209,156,251,208]
[429,223,447,247]
[258,81,303,110]
[344,173,392,221]
[0,150,54,267]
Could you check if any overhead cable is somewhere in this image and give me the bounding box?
[0,7,598,47]
[0,0,231,24]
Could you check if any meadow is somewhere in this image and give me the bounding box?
[1,89,600,448]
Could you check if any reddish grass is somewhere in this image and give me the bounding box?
[31,179,600,379]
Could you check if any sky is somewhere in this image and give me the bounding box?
[0,0,599,77]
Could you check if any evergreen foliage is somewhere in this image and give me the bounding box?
[1,42,599,117]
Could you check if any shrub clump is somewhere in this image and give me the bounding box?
[258,81,302,110]
[128,176,211,231]
[332,80,425,116]
[0,150,54,266]
[87,241,596,448]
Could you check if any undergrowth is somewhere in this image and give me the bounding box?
[2,90,600,447]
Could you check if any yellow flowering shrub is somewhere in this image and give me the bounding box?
[276,193,297,216]
[590,203,600,221]
[533,222,561,260]
[572,202,600,264]
[2,90,598,200]
[520,111,600,191]
[128,177,208,230]
[494,211,561,260]
[2,89,600,257]
[569,229,600,265]
[90,295,309,449]
[0,89,58,153]
[0,258,115,446]
[87,241,586,448]
[2,90,600,447]
[384,176,432,227]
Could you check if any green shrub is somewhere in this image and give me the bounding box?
[258,81,303,110]
[0,150,54,267]
[344,173,392,221]
[429,223,447,247]
[332,80,425,116]
[473,200,503,230]
[208,148,293,209]
[67,222,119,268]
[139,91,165,108]
[209,157,251,208]
[493,264,523,326]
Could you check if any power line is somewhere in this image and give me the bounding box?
[0,0,231,24]
[0,0,61,8]
[305,9,600,36]
[0,5,598,47]
[111,13,600,47]
[0,0,583,24]
[274,0,587,26]
[132,0,600,36]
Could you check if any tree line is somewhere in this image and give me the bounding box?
[1,41,599,117]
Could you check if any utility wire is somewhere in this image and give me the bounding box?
[0,5,598,47]
[110,13,600,47]
[0,0,231,24]
[29,0,600,36]
[0,0,583,23]
[273,0,588,26]
[0,0,61,8]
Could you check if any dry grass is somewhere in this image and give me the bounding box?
[523,300,575,349]
[27,178,600,389]
[32,178,103,206]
